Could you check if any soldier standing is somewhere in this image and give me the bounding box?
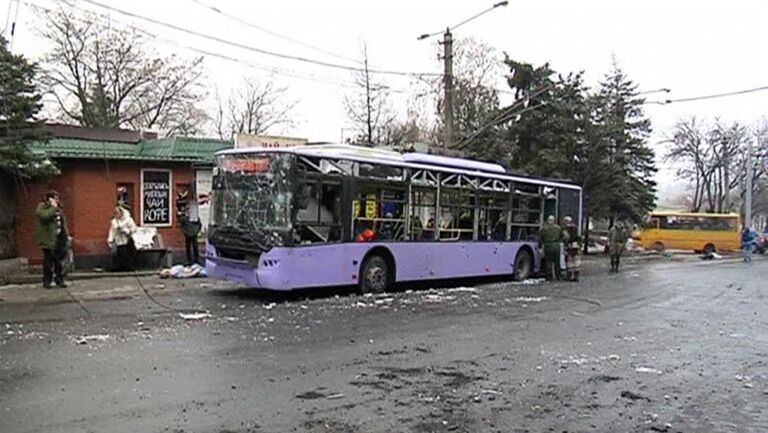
[609,221,628,272]
[563,216,582,281]
[541,215,565,281]
[35,190,69,289]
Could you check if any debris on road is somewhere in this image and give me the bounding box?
[515,296,548,303]
[635,366,663,374]
[445,287,478,293]
[178,312,211,320]
[620,390,651,401]
[73,334,110,345]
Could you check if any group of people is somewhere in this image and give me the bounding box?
[34,189,203,289]
[540,215,629,281]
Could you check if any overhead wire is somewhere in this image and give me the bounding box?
[30,0,411,93]
[77,0,440,78]
[647,85,768,105]
[184,0,363,66]
[454,86,552,149]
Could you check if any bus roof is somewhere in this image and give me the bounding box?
[217,144,582,191]
[650,211,740,218]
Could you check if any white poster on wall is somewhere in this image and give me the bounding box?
[195,169,213,235]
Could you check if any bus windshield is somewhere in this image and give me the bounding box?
[210,153,295,251]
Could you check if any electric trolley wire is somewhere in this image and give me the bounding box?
[647,84,768,105]
[77,0,440,78]
[184,0,363,66]
[30,0,403,92]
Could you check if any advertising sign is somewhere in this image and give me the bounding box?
[234,133,308,149]
[141,169,172,226]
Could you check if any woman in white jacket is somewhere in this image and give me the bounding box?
[107,205,137,271]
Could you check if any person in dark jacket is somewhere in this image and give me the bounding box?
[35,190,69,289]
[180,214,202,265]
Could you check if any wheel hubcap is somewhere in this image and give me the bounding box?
[516,255,530,278]
[367,266,386,291]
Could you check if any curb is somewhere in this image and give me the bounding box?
[1,270,157,286]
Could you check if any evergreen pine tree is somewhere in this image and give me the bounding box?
[592,62,657,224]
[0,36,54,179]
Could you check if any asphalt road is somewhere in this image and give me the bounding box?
[1,255,767,433]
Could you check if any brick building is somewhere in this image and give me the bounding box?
[16,125,231,269]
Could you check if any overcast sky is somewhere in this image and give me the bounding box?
[3,0,767,202]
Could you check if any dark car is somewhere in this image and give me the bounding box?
[757,232,768,254]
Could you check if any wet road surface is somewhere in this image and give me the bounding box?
[1,256,767,433]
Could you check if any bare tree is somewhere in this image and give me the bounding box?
[39,7,206,135]
[343,44,395,146]
[215,78,296,140]
[412,37,503,149]
[667,117,761,213]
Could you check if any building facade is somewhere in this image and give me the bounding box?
[16,125,231,269]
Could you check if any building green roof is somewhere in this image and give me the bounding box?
[31,136,232,163]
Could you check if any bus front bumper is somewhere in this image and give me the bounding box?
[205,255,288,290]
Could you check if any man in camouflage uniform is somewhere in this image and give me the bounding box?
[540,215,565,281]
[36,190,69,289]
[563,216,582,281]
[609,221,628,272]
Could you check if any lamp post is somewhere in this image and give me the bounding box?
[418,1,508,148]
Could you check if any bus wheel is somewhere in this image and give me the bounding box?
[360,255,390,294]
[652,242,665,253]
[703,243,716,255]
[513,249,532,281]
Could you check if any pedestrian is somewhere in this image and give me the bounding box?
[35,190,69,289]
[608,221,628,272]
[179,213,202,264]
[742,227,756,263]
[563,216,582,281]
[107,205,138,271]
[540,215,565,281]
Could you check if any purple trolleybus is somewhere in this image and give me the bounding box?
[205,145,582,293]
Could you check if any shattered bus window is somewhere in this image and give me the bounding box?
[209,153,296,255]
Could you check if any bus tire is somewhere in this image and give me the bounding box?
[703,243,716,255]
[513,248,533,281]
[652,242,665,253]
[359,255,390,294]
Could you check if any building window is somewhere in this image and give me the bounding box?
[175,183,192,226]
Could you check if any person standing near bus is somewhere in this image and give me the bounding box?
[36,190,69,289]
[742,227,756,263]
[609,221,628,272]
[541,215,565,281]
[563,216,582,281]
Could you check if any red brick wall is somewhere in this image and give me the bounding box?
[17,159,196,265]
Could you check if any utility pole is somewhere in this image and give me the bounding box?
[746,135,755,227]
[416,1,507,149]
[442,29,454,148]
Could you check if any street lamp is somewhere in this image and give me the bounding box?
[417,1,509,148]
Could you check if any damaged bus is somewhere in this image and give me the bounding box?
[205,145,582,292]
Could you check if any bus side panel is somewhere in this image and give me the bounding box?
[208,241,541,290]
[639,229,740,252]
[389,241,540,282]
